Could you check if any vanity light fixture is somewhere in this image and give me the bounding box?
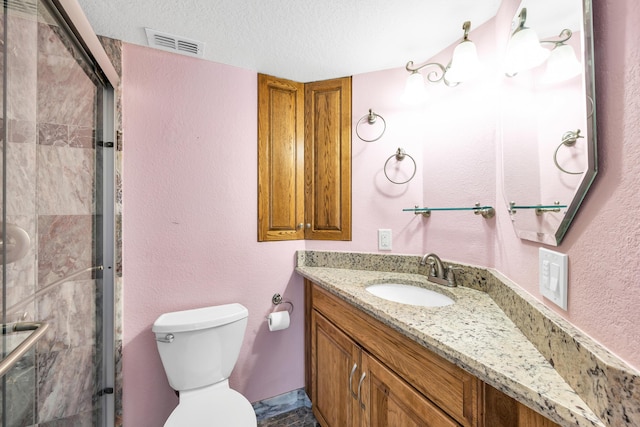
[505,8,581,83]
[541,31,582,84]
[504,8,549,75]
[404,21,479,103]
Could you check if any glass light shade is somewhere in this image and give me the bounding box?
[543,44,582,84]
[445,40,480,83]
[504,28,550,75]
[403,71,426,104]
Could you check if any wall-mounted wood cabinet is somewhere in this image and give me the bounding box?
[258,74,351,242]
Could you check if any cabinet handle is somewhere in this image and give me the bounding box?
[297,223,304,229]
[348,363,358,400]
[305,223,311,229]
[357,372,367,410]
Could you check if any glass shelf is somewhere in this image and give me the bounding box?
[403,204,495,219]
[508,203,568,216]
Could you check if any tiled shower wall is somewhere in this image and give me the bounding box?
[2,7,123,426]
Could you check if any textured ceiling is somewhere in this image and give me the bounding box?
[77,0,502,82]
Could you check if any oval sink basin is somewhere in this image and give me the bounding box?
[366,283,454,307]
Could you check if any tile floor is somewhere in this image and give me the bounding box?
[257,406,318,427]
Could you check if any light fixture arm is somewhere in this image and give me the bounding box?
[404,20,473,89]
[405,61,447,83]
[540,29,573,47]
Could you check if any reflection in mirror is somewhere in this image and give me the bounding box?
[501,0,596,246]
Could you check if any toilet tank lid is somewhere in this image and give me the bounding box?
[152,303,248,333]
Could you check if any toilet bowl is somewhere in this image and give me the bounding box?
[153,303,257,426]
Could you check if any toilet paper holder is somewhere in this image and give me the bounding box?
[271,293,294,314]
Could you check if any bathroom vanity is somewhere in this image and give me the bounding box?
[296,251,640,427]
[306,280,557,427]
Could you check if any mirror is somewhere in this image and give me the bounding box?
[500,0,597,246]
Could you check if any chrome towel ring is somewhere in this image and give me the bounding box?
[356,109,386,142]
[553,129,584,175]
[384,148,417,185]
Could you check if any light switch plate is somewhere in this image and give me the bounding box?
[539,248,568,310]
[378,229,392,251]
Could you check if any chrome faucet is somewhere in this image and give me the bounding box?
[420,253,444,278]
[420,253,460,287]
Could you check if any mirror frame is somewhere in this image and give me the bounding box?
[503,0,597,246]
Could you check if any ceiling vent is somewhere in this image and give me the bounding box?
[145,28,205,58]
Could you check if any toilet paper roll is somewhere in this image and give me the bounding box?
[268,311,290,332]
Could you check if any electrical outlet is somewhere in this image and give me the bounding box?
[378,229,392,251]
[539,248,568,310]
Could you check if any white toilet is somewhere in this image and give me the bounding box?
[153,303,257,426]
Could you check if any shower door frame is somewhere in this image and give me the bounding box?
[54,1,120,425]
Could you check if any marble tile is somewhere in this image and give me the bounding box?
[36,346,96,424]
[37,408,97,427]
[253,388,310,421]
[35,278,96,353]
[37,145,95,215]
[114,339,123,427]
[0,351,36,427]
[38,122,68,146]
[4,141,37,215]
[257,407,318,427]
[37,21,97,127]
[296,250,640,427]
[9,118,37,144]
[68,126,94,148]
[37,215,94,286]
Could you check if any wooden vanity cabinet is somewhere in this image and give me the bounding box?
[312,310,458,427]
[307,280,478,427]
[304,279,561,427]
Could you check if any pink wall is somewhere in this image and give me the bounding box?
[122,0,640,425]
[121,45,307,426]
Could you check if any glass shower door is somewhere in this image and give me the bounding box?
[1,0,113,425]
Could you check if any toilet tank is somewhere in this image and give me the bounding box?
[153,303,249,391]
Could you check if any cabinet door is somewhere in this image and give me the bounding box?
[257,74,305,241]
[362,353,461,427]
[311,310,361,427]
[304,77,352,241]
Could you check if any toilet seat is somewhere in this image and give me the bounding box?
[165,387,257,427]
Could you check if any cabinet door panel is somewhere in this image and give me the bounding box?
[363,353,461,427]
[304,77,351,240]
[257,74,305,241]
[312,310,360,427]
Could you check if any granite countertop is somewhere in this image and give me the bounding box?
[296,265,604,427]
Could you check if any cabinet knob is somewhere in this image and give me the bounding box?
[297,223,304,230]
[306,223,311,229]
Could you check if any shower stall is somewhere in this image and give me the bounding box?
[1,0,117,425]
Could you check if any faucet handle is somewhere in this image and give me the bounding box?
[427,260,437,277]
[445,265,464,287]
